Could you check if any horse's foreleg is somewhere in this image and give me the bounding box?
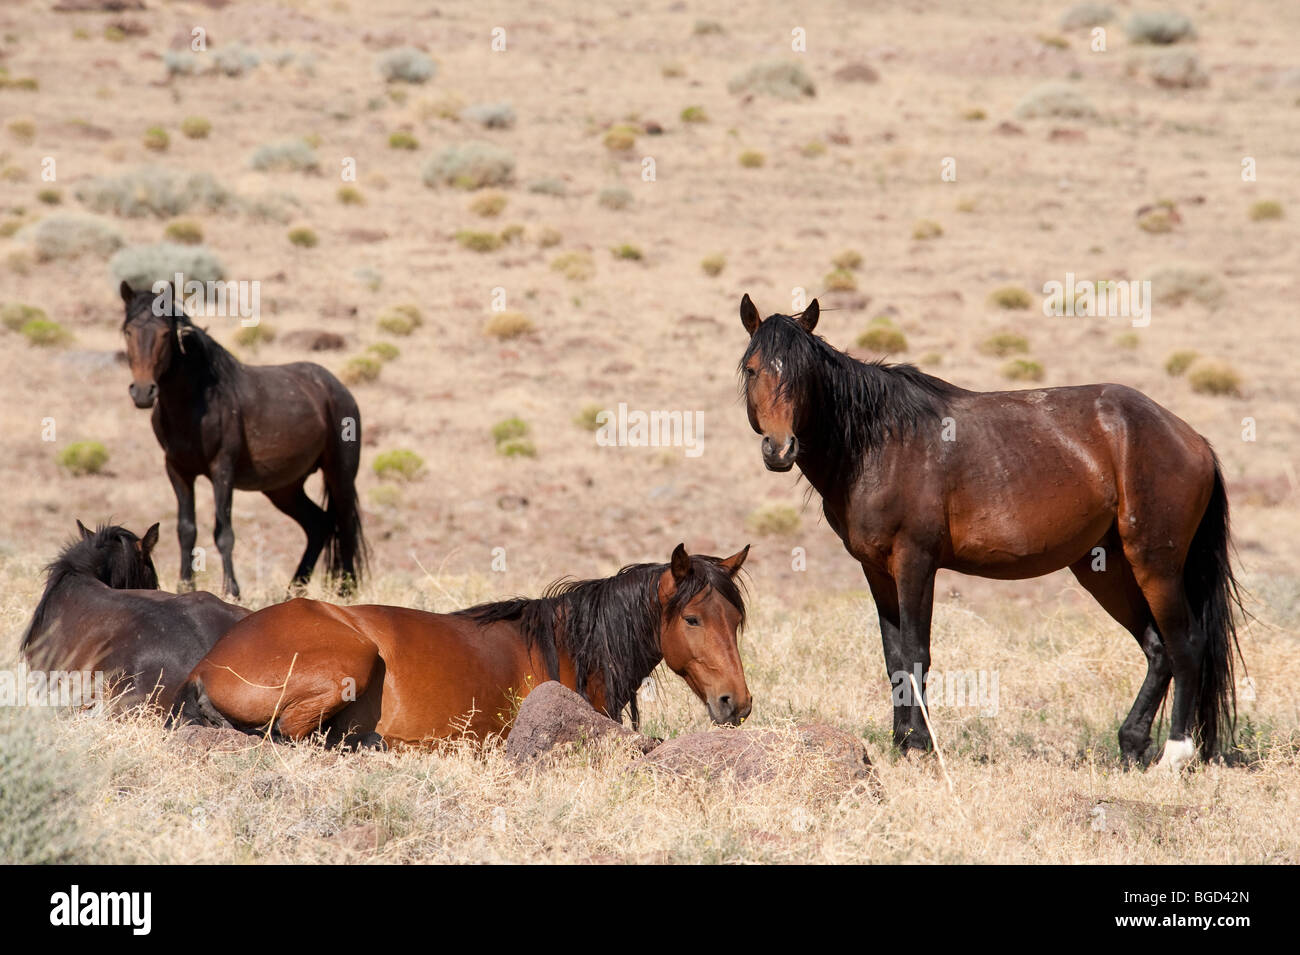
[210,468,240,598]
[166,462,197,592]
[264,483,329,588]
[865,562,934,753]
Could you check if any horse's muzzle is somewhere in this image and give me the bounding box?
[129,382,157,409]
[708,694,752,726]
[761,435,798,472]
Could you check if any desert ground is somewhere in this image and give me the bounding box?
[1,0,1299,863]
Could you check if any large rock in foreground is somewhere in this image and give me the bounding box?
[506,681,657,764]
[644,723,878,796]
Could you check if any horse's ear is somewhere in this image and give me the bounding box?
[140,523,160,556]
[119,280,135,305]
[796,298,819,333]
[720,544,750,577]
[670,543,691,583]
[740,294,761,336]
[176,323,196,355]
[76,519,93,540]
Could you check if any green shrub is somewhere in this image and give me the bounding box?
[23,318,71,346]
[76,167,232,218]
[602,125,638,151]
[598,186,633,210]
[1150,266,1224,307]
[825,269,857,291]
[492,417,530,444]
[455,229,502,252]
[680,105,708,123]
[249,140,320,173]
[701,253,726,277]
[388,130,419,150]
[423,142,515,190]
[832,249,863,271]
[499,224,525,244]
[1187,361,1241,396]
[856,319,907,354]
[551,251,594,281]
[461,102,516,129]
[337,185,364,205]
[1001,358,1045,382]
[801,139,827,157]
[367,341,400,363]
[484,311,535,339]
[341,356,382,385]
[738,149,765,168]
[537,227,563,248]
[912,219,943,240]
[728,60,816,99]
[1014,83,1097,120]
[19,214,124,261]
[234,324,275,350]
[7,118,35,142]
[373,449,425,481]
[745,502,801,536]
[611,243,643,261]
[142,126,170,152]
[498,439,537,458]
[377,304,422,336]
[1164,349,1198,376]
[1,303,46,331]
[287,226,318,248]
[163,219,204,244]
[988,285,1034,309]
[37,188,62,205]
[377,48,436,84]
[1126,11,1195,45]
[109,242,225,290]
[180,116,211,139]
[1249,200,1283,221]
[979,332,1030,357]
[1060,3,1113,30]
[470,191,508,216]
[574,403,604,431]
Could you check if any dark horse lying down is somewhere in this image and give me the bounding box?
[21,522,248,712]
[738,295,1244,771]
[120,281,368,597]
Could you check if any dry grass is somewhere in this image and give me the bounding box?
[2,564,1297,864]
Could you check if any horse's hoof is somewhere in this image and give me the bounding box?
[1154,737,1195,774]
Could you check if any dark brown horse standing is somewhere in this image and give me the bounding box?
[738,294,1243,771]
[21,521,248,711]
[175,544,751,748]
[120,281,367,597]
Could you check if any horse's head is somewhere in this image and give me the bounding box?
[656,543,752,725]
[71,519,161,590]
[120,280,193,409]
[738,293,820,472]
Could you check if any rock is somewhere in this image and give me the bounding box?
[642,723,879,795]
[281,328,346,351]
[505,681,657,764]
[328,822,387,854]
[168,725,258,754]
[833,62,880,83]
[1087,797,1200,836]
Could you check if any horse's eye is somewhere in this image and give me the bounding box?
[684,615,702,627]
[744,367,757,379]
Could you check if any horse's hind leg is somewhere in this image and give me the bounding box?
[265,481,331,587]
[1069,531,1170,766]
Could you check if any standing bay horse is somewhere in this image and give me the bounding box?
[738,294,1243,771]
[120,281,367,597]
[175,544,751,748]
[20,521,248,712]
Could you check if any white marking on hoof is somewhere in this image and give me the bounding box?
[1158,737,1195,773]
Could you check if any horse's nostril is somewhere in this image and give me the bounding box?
[719,694,733,709]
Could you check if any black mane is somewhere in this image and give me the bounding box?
[21,524,159,653]
[457,556,747,726]
[741,313,962,480]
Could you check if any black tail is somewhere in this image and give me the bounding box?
[321,395,369,591]
[167,677,237,730]
[1183,456,1246,759]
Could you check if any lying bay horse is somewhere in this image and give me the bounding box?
[738,294,1243,771]
[20,521,248,712]
[120,281,368,597]
[175,544,751,748]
